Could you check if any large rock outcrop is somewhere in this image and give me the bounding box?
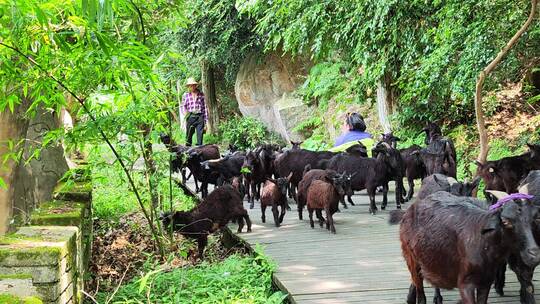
[235,52,312,141]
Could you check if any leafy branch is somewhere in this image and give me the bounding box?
[0,41,165,257]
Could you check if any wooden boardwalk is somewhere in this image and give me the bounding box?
[229,188,540,304]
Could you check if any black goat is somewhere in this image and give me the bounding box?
[398,191,540,304]
[380,134,426,202]
[493,171,540,303]
[476,143,540,193]
[416,174,481,200]
[242,145,275,208]
[200,153,245,186]
[160,185,251,258]
[327,142,404,214]
[160,133,190,184]
[186,145,220,197]
[273,148,337,203]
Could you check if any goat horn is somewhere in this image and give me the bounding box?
[518,183,530,194]
[485,190,509,200]
[446,176,458,186]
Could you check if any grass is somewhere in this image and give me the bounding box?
[87,143,285,303]
[96,247,287,304]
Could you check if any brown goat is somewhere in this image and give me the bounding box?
[306,178,345,234]
[160,185,251,258]
[260,174,292,227]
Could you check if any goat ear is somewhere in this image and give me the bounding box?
[481,213,501,234]
[475,160,484,168]
[518,183,530,194]
[485,190,509,200]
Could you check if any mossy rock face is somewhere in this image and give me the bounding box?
[0,294,43,304]
[53,181,92,203]
[0,226,77,267]
[31,201,84,228]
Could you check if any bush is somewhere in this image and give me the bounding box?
[220,116,283,149]
[97,247,287,304]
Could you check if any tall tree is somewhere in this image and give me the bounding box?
[178,0,259,134]
[475,0,538,164]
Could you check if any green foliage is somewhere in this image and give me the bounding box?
[220,116,282,149]
[241,0,540,127]
[178,0,259,84]
[300,62,350,110]
[97,250,287,303]
[88,143,195,222]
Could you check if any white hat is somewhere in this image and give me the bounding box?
[185,77,198,86]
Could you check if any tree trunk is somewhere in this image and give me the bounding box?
[376,77,393,134]
[475,0,538,164]
[201,60,219,134]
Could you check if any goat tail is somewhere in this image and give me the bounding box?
[388,210,405,225]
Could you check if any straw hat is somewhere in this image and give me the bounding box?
[185,77,199,86]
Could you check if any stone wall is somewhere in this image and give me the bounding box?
[0,103,69,234]
[0,164,92,304]
[235,52,313,141]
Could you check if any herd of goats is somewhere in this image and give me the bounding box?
[158,122,540,304]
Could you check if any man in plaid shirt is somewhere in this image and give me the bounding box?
[181,77,207,146]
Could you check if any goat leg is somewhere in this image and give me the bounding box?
[405,177,415,202]
[261,205,267,223]
[249,182,256,209]
[308,208,315,228]
[298,203,304,220]
[291,185,298,204]
[381,183,389,210]
[406,284,416,304]
[194,177,199,193]
[181,168,187,184]
[433,287,443,304]
[458,283,476,304]
[272,205,280,227]
[278,204,286,224]
[326,206,336,234]
[395,180,403,209]
[255,183,261,201]
[476,286,490,304]
[340,195,348,209]
[494,262,506,296]
[236,215,245,233]
[368,188,378,215]
[196,235,208,260]
[244,213,252,232]
[510,256,536,304]
[348,193,355,206]
[316,209,325,227]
